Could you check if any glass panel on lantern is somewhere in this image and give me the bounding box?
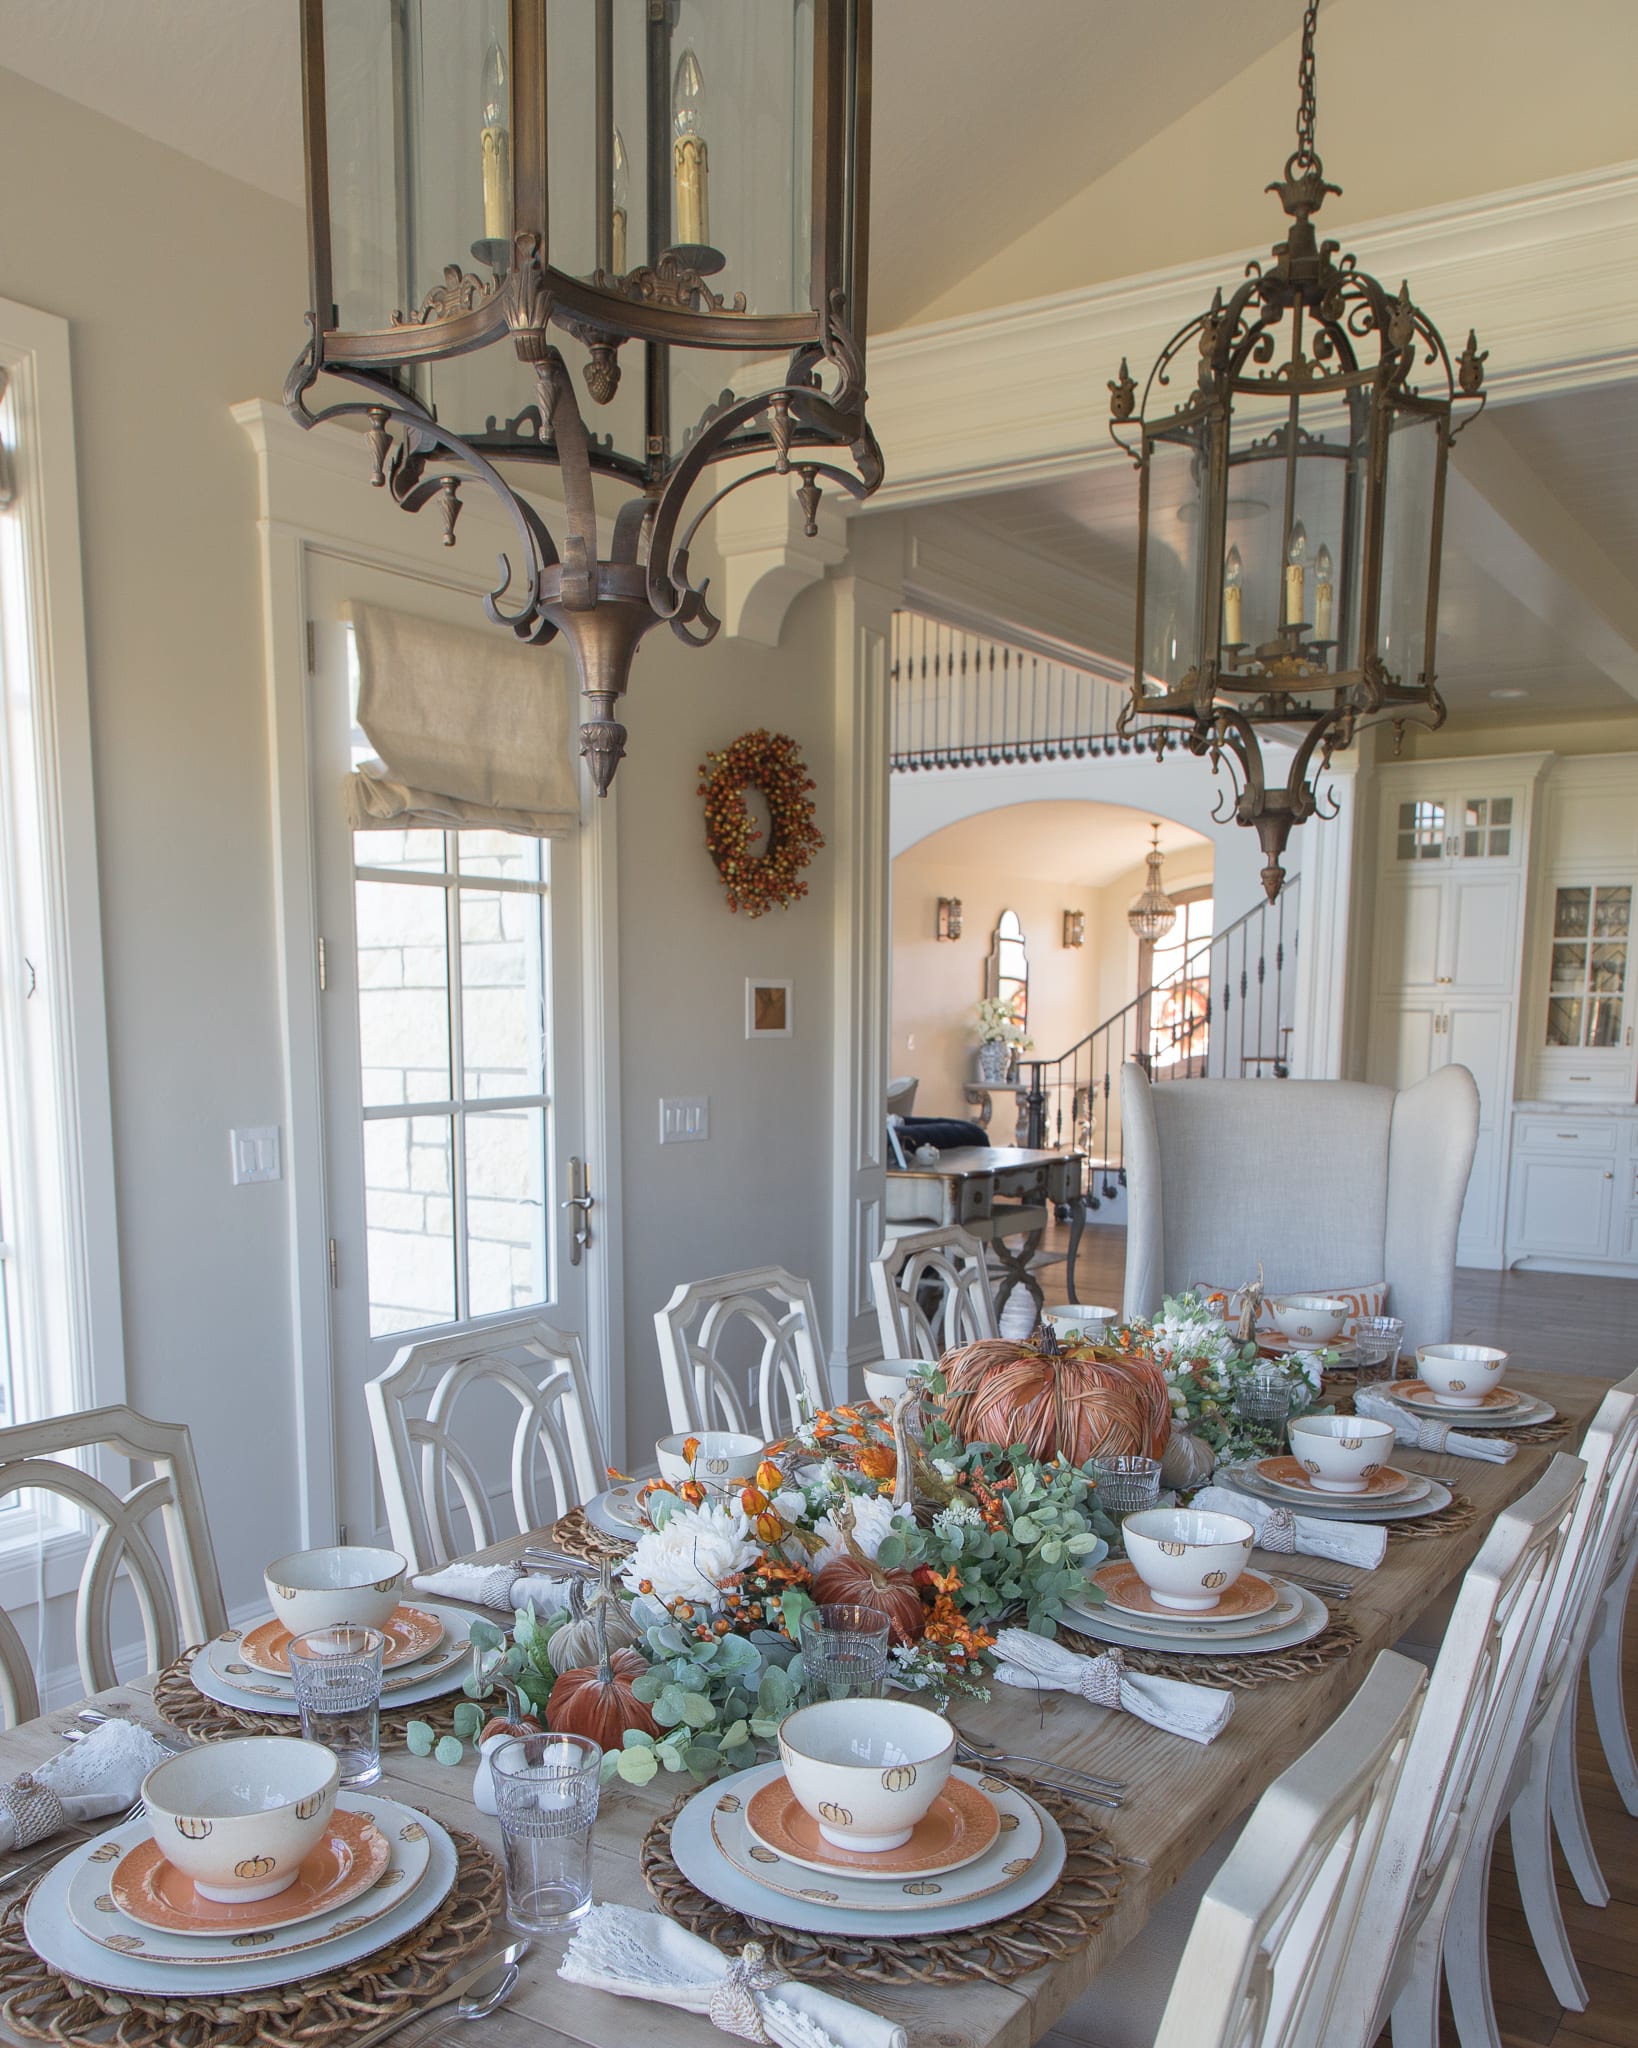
[1376,406,1440,689]
[1141,425,1206,691]
[321,0,407,334]
[1283,385,1355,671]
[1221,388,1287,661]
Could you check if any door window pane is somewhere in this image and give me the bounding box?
[355,879,451,1106]
[460,889,547,1099]
[1544,884,1631,1049]
[1397,800,1444,861]
[465,1108,548,1318]
[364,1116,456,1334]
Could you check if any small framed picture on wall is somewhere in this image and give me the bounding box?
[746,978,793,1038]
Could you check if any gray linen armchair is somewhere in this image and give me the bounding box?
[1120,1060,1480,1354]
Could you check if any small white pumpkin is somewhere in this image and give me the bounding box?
[547,1561,641,1674]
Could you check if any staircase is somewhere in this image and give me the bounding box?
[1010,884,1301,1207]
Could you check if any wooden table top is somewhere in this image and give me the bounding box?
[887,1146,1079,1180]
[0,1368,1606,2048]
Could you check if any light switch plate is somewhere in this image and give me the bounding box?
[231,1126,282,1185]
[660,1096,709,1144]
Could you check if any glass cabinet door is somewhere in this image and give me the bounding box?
[1461,794,1513,859]
[1395,798,1446,861]
[1547,883,1630,1047]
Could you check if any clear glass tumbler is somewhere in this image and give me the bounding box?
[1352,1315,1406,1386]
[1090,1454,1162,1516]
[799,1603,892,1703]
[490,1733,602,1934]
[287,1624,385,1788]
[1235,1363,1294,1432]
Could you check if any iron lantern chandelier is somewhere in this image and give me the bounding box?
[1108,3,1486,899]
[1127,824,1177,942]
[287,0,880,794]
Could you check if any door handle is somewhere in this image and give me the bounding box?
[561,1156,594,1266]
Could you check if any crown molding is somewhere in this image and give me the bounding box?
[861,161,1638,510]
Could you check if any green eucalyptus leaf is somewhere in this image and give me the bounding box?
[622,1727,656,1750]
[875,1534,906,1572]
[677,1690,717,1729]
[434,1735,465,1766]
[404,1719,435,1756]
[452,1700,484,1741]
[468,1620,505,1654]
[616,1747,659,1785]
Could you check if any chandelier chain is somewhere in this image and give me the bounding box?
[1294,2,1320,169]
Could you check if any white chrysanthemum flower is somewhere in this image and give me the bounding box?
[811,1492,914,1573]
[619,1498,760,1609]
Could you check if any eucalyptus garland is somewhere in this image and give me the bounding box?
[698,728,823,916]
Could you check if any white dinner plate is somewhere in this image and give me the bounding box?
[190,1605,473,1717]
[583,1485,644,1541]
[206,1616,472,1699]
[1219,1464,1455,1523]
[1248,1463,1432,1509]
[670,1765,1066,1939]
[65,1792,430,1965]
[715,1765,1043,1912]
[1075,1575,1308,1643]
[1384,1389,1557,1433]
[1060,1579,1331,1656]
[27,1798,456,1997]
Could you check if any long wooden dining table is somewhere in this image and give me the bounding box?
[0,1367,1609,2048]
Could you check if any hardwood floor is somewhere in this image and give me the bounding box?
[1023,1219,1638,2046]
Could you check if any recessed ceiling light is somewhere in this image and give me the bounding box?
[1489,688,1528,700]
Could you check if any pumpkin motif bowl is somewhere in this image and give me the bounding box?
[777,1699,955,1854]
[1416,1344,1508,1408]
[861,1357,925,1409]
[1268,1295,1350,1344]
[1122,1508,1256,1612]
[1042,1304,1119,1345]
[1288,1413,1398,1493]
[263,1545,406,1636]
[654,1431,763,1488]
[142,1737,338,1903]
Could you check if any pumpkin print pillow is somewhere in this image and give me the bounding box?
[1196,1281,1388,1341]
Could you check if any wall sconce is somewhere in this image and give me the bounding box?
[936,897,963,942]
[1063,910,1085,949]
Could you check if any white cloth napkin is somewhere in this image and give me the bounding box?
[0,1718,172,1854]
[411,1562,576,1617]
[1354,1389,1518,1464]
[1192,1483,1386,1569]
[560,1902,907,2048]
[991,1628,1234,1746]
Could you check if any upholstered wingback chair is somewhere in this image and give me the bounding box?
[1120,1061,1480,1354]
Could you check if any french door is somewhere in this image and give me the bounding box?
[305,553,589,1547]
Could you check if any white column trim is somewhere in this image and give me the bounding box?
[862,161,1638,510]
[232,399,621,1537]
[1287,758,1359,1081]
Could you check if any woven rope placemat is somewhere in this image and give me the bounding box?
[1498,1413,1575,1446]
[153,1647,462,1745]
[0,1825,502,2048]
[1384,1491,1481,1543]
[551,1505,634,1565]
[641,1773,1124,1987]
[1058,1612,1359,1690]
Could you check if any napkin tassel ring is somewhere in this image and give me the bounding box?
[0,1773,65,1849]
[708,1944,785,2045]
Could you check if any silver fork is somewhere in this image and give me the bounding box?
[0,1799,146,1890]
[1271,1571,1356,1600]
[954,1738,1125,1806]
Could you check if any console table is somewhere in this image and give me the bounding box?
[885,1145,1086,1316]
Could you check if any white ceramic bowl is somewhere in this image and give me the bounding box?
[777,1699,955,1853]
[654,1432,763,1488]
[264,1545,406,1637]
[143,1736,338,1903]
[1288,1414,1398,1493]
[861,1358,925,1408]
[1122,1508,1256,1612]
[1043,1305,1119,1344]
[1416,1343,1508,1408]
[1268,1295,1350,1344]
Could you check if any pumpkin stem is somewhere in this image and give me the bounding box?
[593,1557,614,1685]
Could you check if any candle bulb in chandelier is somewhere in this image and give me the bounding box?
[1314,541,1334,644]
[479,34,510,243]
[1223,543,1244,648]
[672,48,709,248]
[610,126,629,275]
[1285,520,1308,628]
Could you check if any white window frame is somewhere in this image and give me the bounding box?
[0,299,125,1573]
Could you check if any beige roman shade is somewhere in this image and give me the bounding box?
[345,601,579,838]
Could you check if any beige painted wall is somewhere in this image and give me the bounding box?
[912,0,1638,324]
[1391,708,1638,761]
[889,858,1101,1119]
[0,66,308,1637]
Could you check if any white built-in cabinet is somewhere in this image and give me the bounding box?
[1366,758,1547,1268]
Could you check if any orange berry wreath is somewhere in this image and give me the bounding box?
[698,728,824,916]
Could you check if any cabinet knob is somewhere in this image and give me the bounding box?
[1606,1170,1615,1180]
[1437,975,1453,984]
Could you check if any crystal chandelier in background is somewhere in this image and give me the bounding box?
[287,0,880,794]
[1109,1,1486,898]
[1127,825,1178,942]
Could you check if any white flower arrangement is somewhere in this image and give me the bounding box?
[974,996,1034,1051]
[811,1491,916,1573]
[619,1497,762,1610]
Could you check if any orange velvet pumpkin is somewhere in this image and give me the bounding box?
[936,1337,1172,1468]
[812,1553,926,1646]
[547,1646,658,1750]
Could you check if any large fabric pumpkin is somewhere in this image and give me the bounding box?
[811,1496,925,1646]
[936,1337,1171,1468]
[547,1646,657,1750]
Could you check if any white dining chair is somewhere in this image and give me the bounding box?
[1042,1649,1428,2048]
[1561,1400,1638,1881]
[1437,1368,1638,2041]
[1348,1452,1586,2048]
[0,1405,227,1725]
[653,1267,828,1439]
[365,1319,607,1574]
[869,1226,999,1363]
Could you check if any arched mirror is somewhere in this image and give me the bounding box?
[985,909,1029,1030]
